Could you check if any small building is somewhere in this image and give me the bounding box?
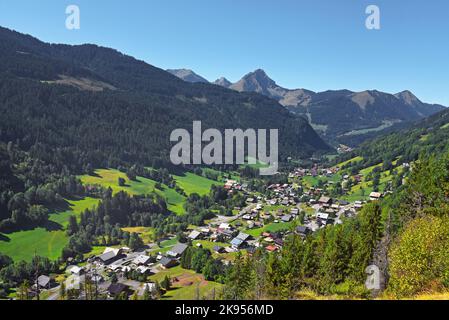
[96,248,123,265]
[316,212,330,224]
[133,255,152,266]
[318,196,332,205]
[369,192,382,201]
[159,257,178,269]
[37,275,51,289]
[281,214,292,222]
[213,246,225,254]
[167,243,188,258]
[107,283,130,298]
[230,237,244,249]
[296,226,312,237]
[188,230,201,240]
[67,265,84,276]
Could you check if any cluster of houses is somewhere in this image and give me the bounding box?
[60,243,192,299]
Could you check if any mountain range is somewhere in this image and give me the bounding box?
[168,68,446,146]
[0,26,331,173]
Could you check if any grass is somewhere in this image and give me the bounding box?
[49,197,100,227]
[121,227,155,243]
[0,228,68,262]
[246,221,294,238]
[173,172,221,196]
[0,196,101,262]
[441,123,449,130]
[334,156,363,169]
[148,265,223,300]
[80,169,186,215]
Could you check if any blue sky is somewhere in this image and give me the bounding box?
[0,0,448,105]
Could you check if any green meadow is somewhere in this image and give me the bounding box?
[49,197,100,227]
[0,228,68,262]
[0,196,102,262]
[148,265,223,300]
[172,172,221,196]
[246,221,294,238]
[80,169,186,215]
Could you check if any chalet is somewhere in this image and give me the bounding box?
[296,226,312,237]
[200,227,211,235]
[230,237,244,249]
[246,246,257,255]
[188,230,201,240]
[37,275,52,289]
[281,214,292,222]
[290,208,299,215]
[266,245,278,252]
[67,265,84,276]
[167,243,188,258]
[218,223,231,230]
[96,248,123,265]
[132,255,152,266]
[318,196,332,205]
[213,246,225,254]
[316,212,330,224]
[369,192,382,201]
[160,257,178,269]
[274,238,284,247]
[230,232,250,249]
[262,232,271,238]
[136,266,151,275]
[246,198,255,204]
[107,283,131,298]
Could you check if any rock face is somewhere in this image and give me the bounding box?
[166,69,209,83]
[213,77,232,88]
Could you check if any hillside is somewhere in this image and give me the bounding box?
[333,107,449,173]
[0,26,331,176]
[166,68,209,83]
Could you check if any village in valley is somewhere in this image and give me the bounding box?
[27,154,399,301]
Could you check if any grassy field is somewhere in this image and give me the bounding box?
[49,197,100,227]
[149,265,223,300]
[0,228,68,262]
[333,156,363,169]
[0,196,101,262]
[80,169,186,214]
[173,172,221,196]
[121,227,155,243]
[246,221,294,238]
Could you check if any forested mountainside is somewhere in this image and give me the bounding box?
[0,26,331,173]
[335,107,449,171]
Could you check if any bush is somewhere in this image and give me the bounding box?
[388,216,449,297]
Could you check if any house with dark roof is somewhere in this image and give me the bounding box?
[296,226,312,237]
[160,257,178,269]
[95,248,123,265]
[107,283,131,298]
[213,246,225,254]
[167,243,188,258]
